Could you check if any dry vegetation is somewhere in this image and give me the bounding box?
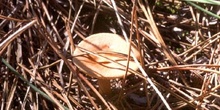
[1,0,220,110]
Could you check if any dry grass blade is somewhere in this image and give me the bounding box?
[5,78,18,110]
[0,19,37,55]
[78,73,111,109]
[0,14,27,22]
[138,0,177,65]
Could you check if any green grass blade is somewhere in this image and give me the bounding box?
[186,1,220,19]
[184,0,220,5]
[1,57,69,110]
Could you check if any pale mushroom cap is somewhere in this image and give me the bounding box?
[73,33,140,79]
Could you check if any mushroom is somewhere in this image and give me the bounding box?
[73,33,140,96]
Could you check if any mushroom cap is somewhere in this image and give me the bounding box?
[73,33,140,79]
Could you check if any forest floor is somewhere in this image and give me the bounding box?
[1,0,220,110]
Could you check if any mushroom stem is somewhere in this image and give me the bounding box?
[97,79,111,96]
